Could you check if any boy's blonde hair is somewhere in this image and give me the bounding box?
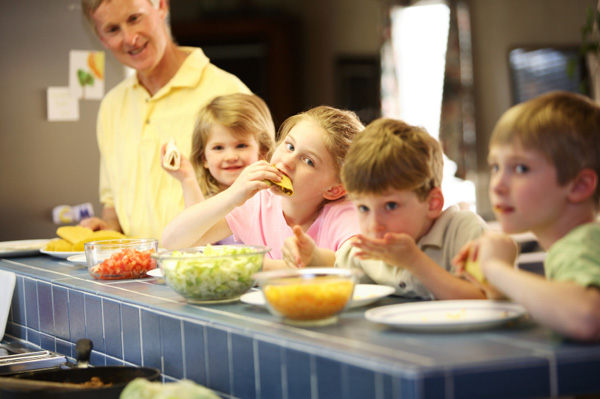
[276,106,364,179]
[190,93,276,197]
[490,91,600,205]
[342,118,444,201]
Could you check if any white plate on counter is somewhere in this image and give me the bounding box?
[66,254,88,264]
[40,249,84,259]
[241,284,395,309]
[0,239,52,257]
[364,300,527,332]
[146,268,163,278]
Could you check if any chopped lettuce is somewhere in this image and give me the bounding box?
[161,245,263,302]
[120,378,220,399]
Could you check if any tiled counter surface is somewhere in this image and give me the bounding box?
[1,255,599,399]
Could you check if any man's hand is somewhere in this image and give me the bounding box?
[79,206,122,233]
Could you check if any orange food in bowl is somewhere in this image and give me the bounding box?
[263,277,354,320]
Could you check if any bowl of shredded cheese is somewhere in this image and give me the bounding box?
[252,268,360,326]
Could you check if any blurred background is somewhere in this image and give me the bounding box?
[0,0,597,240]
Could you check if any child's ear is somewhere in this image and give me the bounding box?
[323,183,347,201]
[567,168,597,203]
[426,187,444,217]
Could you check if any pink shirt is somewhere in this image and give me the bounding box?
[226,190,360,259]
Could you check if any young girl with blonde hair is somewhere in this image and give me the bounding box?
[162,106,364,270]
[161,93,275,206]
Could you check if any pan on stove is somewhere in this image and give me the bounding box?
[0,339,160,399]
[0,365,161,399]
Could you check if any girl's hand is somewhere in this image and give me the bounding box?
[350,232,420,269]
[160,143,196,182]
[282,226,316,268]
[224,161,282,207]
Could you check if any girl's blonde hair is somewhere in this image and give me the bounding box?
[490,91,600,206]
[190,93,276,197]
[342,118,443,201]
[276,106,364,180]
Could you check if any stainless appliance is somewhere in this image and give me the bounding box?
[0,341,68,376]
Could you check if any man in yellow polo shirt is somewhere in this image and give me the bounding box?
[79,0,250,242]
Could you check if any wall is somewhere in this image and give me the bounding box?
[469,0,597,216]
[0,1,124,241]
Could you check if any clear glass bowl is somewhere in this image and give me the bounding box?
[84,238,159,280]
[152,245,269,304]
[253,268,359,326]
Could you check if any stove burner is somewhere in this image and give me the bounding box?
[0,342,67,376]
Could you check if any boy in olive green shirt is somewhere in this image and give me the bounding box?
[456,91,600,342]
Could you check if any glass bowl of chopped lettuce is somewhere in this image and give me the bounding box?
[84,238,159,280]
[153,245,270,304]
[252,268,360,326]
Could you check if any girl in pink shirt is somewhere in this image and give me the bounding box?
[162,106,364,270]
[161,93,276,245]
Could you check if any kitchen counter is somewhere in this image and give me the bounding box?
[1,255,599,399]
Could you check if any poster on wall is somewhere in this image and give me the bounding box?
[69,50,105,100]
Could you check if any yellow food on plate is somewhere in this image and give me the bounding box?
[263,277,353,320]
[45,238,74,252]
[45,226,127,252]
[57,226,93,245]
[72,230,127,251]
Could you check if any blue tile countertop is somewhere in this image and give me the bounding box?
[2,255,599,399]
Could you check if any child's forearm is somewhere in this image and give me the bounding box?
[485,263,600,341]
[406,252,486,300]
[306,247,336,267]
[180,176,205,208]
[161,192,235,249]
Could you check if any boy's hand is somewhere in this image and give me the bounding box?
[477,231,519,271]
[452,233,517,300]
[282,225,316,268]
[350,232,420,268]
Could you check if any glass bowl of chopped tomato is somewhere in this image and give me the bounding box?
[84,238,159,280]
[252,268,360,326]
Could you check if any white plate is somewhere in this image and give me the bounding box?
[240,284,395,309]
[40,249,84,259]
[66,254,88,264]
[364,300,527,332]
[146,268,163,277]
[0,239,52,257]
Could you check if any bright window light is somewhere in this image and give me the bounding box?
[390,2,450,139]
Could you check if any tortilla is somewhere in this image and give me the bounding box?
[163,139,181,171]
[264,173,293,196]
[465,256,486,283]
[72,230,127,251]
[56,226,93,245]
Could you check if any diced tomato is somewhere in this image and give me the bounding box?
[91,248,157,280]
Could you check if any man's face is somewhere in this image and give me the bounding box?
[92,0,169,75]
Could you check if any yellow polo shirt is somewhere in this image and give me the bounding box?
[96,47,250,242]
